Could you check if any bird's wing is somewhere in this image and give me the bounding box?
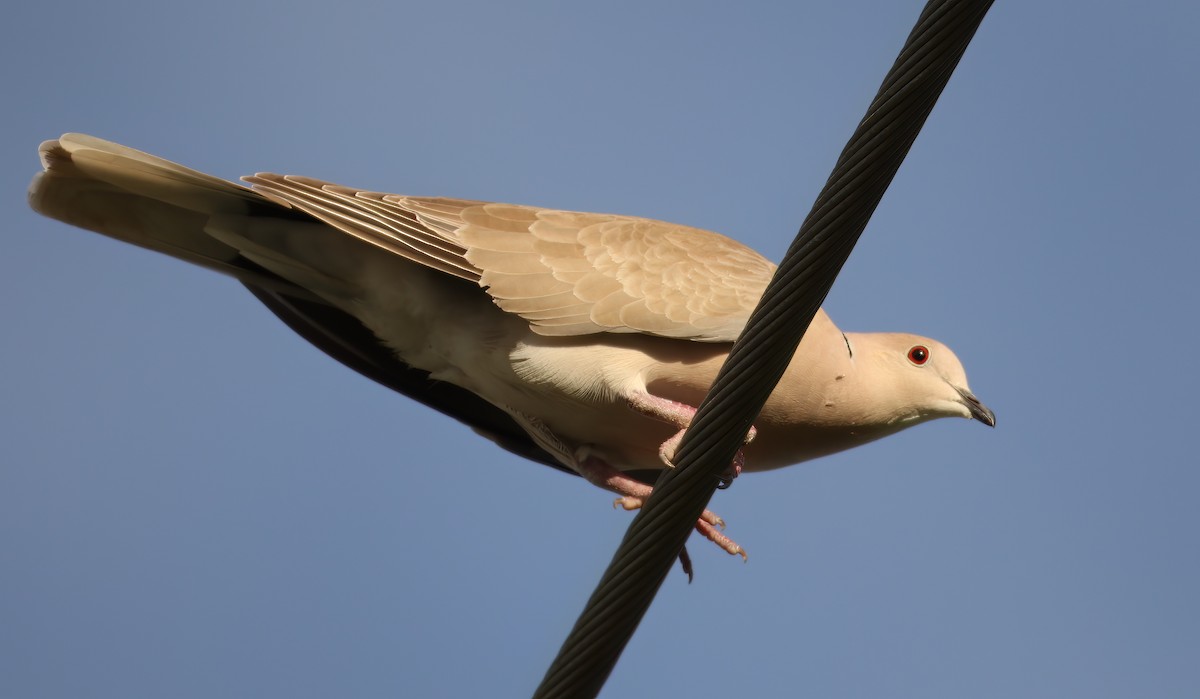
[244,175,777,343]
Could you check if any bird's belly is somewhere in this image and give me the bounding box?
[534,396,678,472]
[499,339,683,472]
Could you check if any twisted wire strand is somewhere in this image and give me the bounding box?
[535,3,996,696]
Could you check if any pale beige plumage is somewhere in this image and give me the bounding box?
[29,134,995,559]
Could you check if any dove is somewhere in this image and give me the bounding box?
[28,133,995,559]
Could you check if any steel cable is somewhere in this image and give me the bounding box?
[534,2,996,696]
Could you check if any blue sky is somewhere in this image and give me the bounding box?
[2,1,1198,697]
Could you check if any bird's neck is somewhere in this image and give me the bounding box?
[745,332,908,471]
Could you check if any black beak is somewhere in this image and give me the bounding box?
[955,386,996,427]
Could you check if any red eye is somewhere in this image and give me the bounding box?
[908,345,929,365]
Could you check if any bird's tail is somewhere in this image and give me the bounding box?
[28,133,331,297]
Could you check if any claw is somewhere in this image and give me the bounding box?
[695,519,747,561]
[717,449,746,489]
[658,432,682,468]
[614,496,643,511]
[678,546,694,583]
[699,510,726,530]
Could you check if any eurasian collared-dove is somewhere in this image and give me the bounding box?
[29,134,995,559]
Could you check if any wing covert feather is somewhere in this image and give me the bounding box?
[244,176,775,342]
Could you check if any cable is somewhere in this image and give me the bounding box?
[534,2,996,696]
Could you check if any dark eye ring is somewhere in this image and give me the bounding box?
[908,345,930,365]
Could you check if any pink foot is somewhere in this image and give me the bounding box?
[580,455,747,561]
[628,392,756,488]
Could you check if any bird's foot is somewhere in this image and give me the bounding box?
[614,495,726,529]
[628,391,756,488]
[615,494,746,560]
[656,423,754,487]
[580,454,747,561]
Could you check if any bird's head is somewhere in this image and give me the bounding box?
[849,333,995,429]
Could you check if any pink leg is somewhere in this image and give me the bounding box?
[500,406,749,562]
[577,454,747,560]
[627,392,756,485]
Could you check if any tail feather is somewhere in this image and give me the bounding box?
[29,134,319,297]
[48,133,271,216]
